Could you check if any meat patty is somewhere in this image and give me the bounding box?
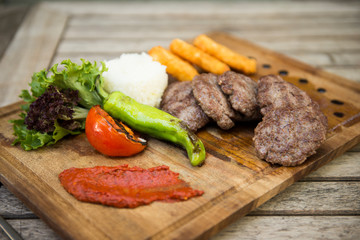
[253,105,327,166]
[218,71,261,120]
[192,73,237,130]
[254,74,328,166]
[161,81,209,132]
[257,74,313,115]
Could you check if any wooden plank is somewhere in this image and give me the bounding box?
[331,52,360,65]
[67,15,360,27]
[304,151,360,180]
[322,66,360,82]
[0,219,60,240]
[251,182,360,215]
[2,216,359,240]
[211,216,360,240]
[43,1,360,15]
[0,5,28,59]
[255,39,360,52]
[0,185,34,217]
[282,52,332,66]
[57,38,360,54]
[66,8,360,19]
[63,26,360,41]
[0,4,68,107]
[56,39,177,53]
[282,52,360,66]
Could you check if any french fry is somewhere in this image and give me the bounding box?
[169,38,230,75]
[149,46,199,81]
[193,34,257,75]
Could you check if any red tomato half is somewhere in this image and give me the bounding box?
[85,105,147,157]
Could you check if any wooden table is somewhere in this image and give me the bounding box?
[0,1,359,239]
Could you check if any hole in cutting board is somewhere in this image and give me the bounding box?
[262,64,271,69]
[317,88,326,93]
[334,112,345,118]
[278,70,288,76]
[331,99,344,105]
[298,78,308,84]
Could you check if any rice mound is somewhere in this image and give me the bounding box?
[103,53,168,108]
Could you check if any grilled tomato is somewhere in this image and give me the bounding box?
[85,105,146,156]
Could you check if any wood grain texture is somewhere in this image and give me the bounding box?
[304,152,360,180]
[0,219,61,240]
[0,3,67,107]
[0,5,28,60]
[0,185,34,218]
[251,182,360,215]
[2,216,359,240]
[0,1,359,240]
[211,216,360,240]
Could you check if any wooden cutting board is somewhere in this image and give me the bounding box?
[1,32,360,240]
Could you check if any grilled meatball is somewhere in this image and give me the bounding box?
[161,81,209,132]
[218,71,261,120]
[254,75,328,166]
[253,105,327,166]
[257,74,313,115]
[192,73,237,130]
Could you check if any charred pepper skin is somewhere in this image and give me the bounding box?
[103,91,206,166]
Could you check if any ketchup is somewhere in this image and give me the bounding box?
[59,165,204,208]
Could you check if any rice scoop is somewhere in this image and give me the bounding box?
[103,53,168,108]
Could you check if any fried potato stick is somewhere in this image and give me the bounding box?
[149,46,199,81]
[193,34,257,75]
[170,38,230,75]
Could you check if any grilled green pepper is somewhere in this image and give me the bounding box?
[103,91,206,166]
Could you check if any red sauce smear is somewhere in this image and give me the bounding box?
[59,165,204,208]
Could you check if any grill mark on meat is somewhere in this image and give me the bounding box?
[161,81,209,132]
[192,73,236,130]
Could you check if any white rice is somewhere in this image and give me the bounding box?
[102,52,168,108]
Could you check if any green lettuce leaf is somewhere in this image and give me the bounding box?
[28,59,107,108]
[52,120,82,143]
[11,116,81,150]
[12,59,107,150]
[50,59,107,108]
[29,70,52,97]
[11,114,54,150]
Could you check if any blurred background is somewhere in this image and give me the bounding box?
[1,0,359,81]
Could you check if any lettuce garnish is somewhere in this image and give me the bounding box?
[11,59,107,150]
